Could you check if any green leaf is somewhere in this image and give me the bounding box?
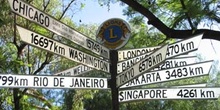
[80,3,86,9]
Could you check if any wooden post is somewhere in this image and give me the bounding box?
[110,50,119,110]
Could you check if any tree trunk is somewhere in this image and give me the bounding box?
[13,88,21,110]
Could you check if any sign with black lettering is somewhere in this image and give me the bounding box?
[153,56,197,70]
[117,53,148,74]
[117,34,202,66]
[120,60,213,88]
[119,87,220,102]
[7,0,109,59]
[54,64,93,76]
[0,74,108,89]
[116,45,168,87]
[166,34,203,59]
[117,56,197,74]
[17,26,110,73]
[118,46,160,61]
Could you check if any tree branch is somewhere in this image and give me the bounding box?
[19,89,53,109]
[59,0,75,20]
[120,0,220,40]
[32,52,52,75]
[171,29,220,40]
[179,0,194,29]
[120,0,172,36]
[43,0,50,11]
[17,43,27,57]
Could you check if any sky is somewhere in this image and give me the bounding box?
[71,0,127,24]
[71,0,220,70]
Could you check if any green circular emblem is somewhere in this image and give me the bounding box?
[96,18,131,50]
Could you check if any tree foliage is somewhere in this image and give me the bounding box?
[0,0,83,109]
[121,0,220,40]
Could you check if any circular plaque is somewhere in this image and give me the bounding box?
[96,18,131,50]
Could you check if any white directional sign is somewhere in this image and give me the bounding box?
[8,0,109,59]
[153,56,197,70]
[54,64,93,76]
[117,53,148,74]
[118,46,160,61]
[120,60,212,88]
[166,34,203,59]
[116,45,168,87]
[17,26,110,73]
[117,34,203,68]
[117,56,197,74]
[172,83,207,88]
[119,87,220,102]
[175,55,196,58]
[0,74,108,89]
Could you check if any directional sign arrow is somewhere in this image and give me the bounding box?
[119,87,220,102]
[120,60,213,88]
[17,26,110,73]
[172,83,207,88]
[0,74,108,89]
[166,33,203,59]
[153,56,197,70]
[117,56,197,74]
[118,46,160,61]
[117,34,203,73]
[117,53,149,74]
[8,0,109,59]
[116,45,168,87]
[54,64,93,76]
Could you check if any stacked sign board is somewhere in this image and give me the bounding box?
[5,0,219,105]
[116,34,204,88]
[17,26,109,73]
[6,0,110,90]
[117,34,203,74]
[116,45,168,87]
[8,0,109,59]
[116,33,216,102]
[120,61,212,88]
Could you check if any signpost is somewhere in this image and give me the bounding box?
[5,0,219,109]
[119,87,220,102]
[116,45,168,87]
[8,0,109,59]
[17,26,110,73]
[0,74,108,89]
[118,46,160,61]
[120,60,213,88]
[54,64,93,76]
